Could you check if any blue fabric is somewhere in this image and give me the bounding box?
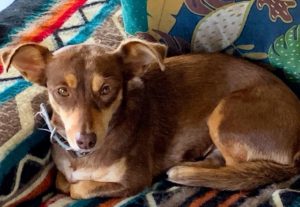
[120,0,147,34]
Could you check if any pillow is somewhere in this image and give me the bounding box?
[121,0,300,95]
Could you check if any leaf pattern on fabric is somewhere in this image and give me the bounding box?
[242,52,268,60]
[236,44,255,50]
[191,1,254,52]
[147,0,183,40]
[269,25,300,82]
[237,44,268,60]
[225,44,268,60]
[184,0,235,15]
[256,0,297,23]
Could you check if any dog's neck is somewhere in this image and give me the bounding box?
[100,70,179,169]
[96,72,178,172]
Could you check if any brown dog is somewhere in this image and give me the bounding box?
[1,39,300,199]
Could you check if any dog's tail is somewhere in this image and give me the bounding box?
[168,159,300,191]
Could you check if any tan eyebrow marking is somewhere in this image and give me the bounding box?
[92,74,104,92]
[65,73,77,88]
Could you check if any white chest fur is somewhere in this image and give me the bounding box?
[52,145,127,183]
[70,158,127,183]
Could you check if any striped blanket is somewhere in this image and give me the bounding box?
[1,0,300,206]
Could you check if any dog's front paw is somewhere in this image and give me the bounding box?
[70,190,86,199]
[70,181,94,199]
[70,188,86,199]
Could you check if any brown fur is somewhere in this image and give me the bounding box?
[2,39,300,199]
[167,160,299,190]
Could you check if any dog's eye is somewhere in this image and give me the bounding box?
[100,84,111,96]
[57,87,69,97]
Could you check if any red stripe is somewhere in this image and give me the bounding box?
[0,65,3,74]
[31,0,87,42]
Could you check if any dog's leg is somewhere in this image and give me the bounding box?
[70,181,129,199]
[168,87,300,190]
[56,171,70,194]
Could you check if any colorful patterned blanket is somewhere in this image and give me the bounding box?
[1,0,300,206]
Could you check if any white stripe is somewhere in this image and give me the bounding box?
[146,192,157,207]
[112,8,126,38]
[166,186,180,192]
[272,190,284,207]
[0,0,14,12]
[48,197,75,207]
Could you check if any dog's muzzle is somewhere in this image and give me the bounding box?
[36,103,93,158]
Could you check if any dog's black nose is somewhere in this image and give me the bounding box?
[76,132,96,149]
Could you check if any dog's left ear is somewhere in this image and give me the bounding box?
[0,43,51,85]
[115,39,167,76]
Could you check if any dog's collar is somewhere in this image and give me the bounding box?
[36,103,92,158]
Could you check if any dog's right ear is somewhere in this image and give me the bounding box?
[0,43,51,86]
[115,39,167,77]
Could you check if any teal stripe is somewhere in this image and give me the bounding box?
[67,197,105,207]
[291,196,300,207]
[67,0,120,45]
[0,130,50,185]
[0,79,32,105]
[120,0,148,34]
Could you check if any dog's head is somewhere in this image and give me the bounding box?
[1,39,166,152]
